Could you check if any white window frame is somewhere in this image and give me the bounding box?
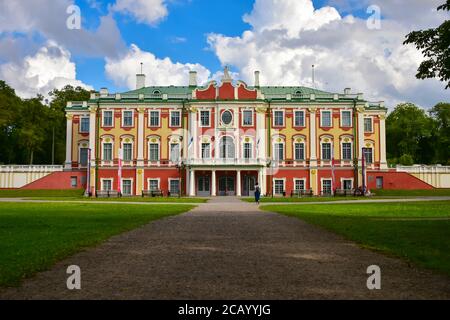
[340,178,354,190]
[272,178,286,195]
[242,141,253,159]
[121,140,134,162]
[200,142,211,159]
[320,110,332,128]
[78,142,89,167]
[170,110,182,128]
[102,110,114,127]
[363,147,374,164]
[242,109,253,127]
[294,142,305,161]
[320,141,332,161]
[101,178,114,191]
[148,110,160,127]
[122,109,134,127]
[341,141,353,161]
[148,141,160,162]
[219,136,236,159]
[168,178,181,194]
[79,117,90,133]
[272,141,285,161]
[169,142,181,163]
[294,110,305,127]
[340,110,352,127]
[199,110,211,127]
[364,117,373,133]
[121,178,134,196]
[321,178,333,195]
[101,139,114,162]
[147,178,161,191]
[293,178,306,191]
[273,110,285,127]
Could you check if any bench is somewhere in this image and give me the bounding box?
[167,190,180,198]
[334,189,355,197]
[96,190,120,198]
[290,189,314,197]
[142,190,164,198]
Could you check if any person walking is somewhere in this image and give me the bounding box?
[254,183,261,204]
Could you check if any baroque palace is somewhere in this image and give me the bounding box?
[64,68,389,197]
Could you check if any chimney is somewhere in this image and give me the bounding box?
[136,74,146,90]
[254,71,260,88]
[344,88,351,95]
[100,88,108,97]
[189,71,197,87]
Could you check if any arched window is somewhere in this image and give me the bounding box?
[220,136,235,159]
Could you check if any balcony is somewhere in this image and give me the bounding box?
[185,158,267,167]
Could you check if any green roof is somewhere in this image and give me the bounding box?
[258,86,333,96]
[123,86,192,95]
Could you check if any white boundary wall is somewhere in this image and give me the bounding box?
[0,165,63,188]
[396,165,450,188]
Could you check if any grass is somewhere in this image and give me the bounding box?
[242,196,368,203]
[373,189,450,197]
[0,202,195,287]
[28,197,208,203]
[0,189,85,198]
[262,201,450,276]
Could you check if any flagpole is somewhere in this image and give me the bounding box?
[362,148,366,195]
[86,148,91,197]
[118,148,122,196]
[331,145,335,196]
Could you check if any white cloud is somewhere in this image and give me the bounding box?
[0,41,93,98]
[112,0,168,26]
[105,44,211,89]
[208,0,449,108]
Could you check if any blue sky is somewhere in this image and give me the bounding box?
[0,0,448,108]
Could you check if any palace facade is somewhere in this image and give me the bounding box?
[65,68,389,197]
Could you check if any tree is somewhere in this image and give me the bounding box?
[386,103,434,164]
[429,102,450,164]
[404,1,450,88]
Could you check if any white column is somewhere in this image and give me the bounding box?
[137,108,145,166]
[357,108,365,160]
[258,169,264,195]
[189,169,195,196]
[192,110,198,159]
[236,170,241,197]
[89,106,97,163]
[379,114,388,169]
[309,108,317,162]
[256,109,266,159]
[65,114,73,169]
[211,170,216,196]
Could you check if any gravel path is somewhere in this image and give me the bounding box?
[1,197,449,300]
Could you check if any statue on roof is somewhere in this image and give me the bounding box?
[221,66,232,83]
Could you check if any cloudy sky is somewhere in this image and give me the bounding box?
[0,0,448,109]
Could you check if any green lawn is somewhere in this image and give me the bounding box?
[0,189,85,198]
[373,189,450,197]
[262,201,450,276]
[0,202,195,287]
[241,196,367,203]
[29,197,209,203]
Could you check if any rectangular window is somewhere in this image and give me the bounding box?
[170,143,180,163]
[71,177,77,188]
[376,177,383,189]
[123,111,133,127]
[342,143,352,161]
[274,143,284,161]
[322,180,332,195]
[149,179,159,191]
[364,118,373,132]
[80,117,89,133]
[102,179,112,191]
[79,148,88,166]
[295,180,305,191]
[122,179,132,196]
[123,143,132,161]
[149,143,159,161]
[103,111,113,127]
[170,180,180,194]
[321,111,332,127]
[149,111,160,127]
[170,111,181,127]
[243,110,253,126]
[243,143,252,159]
[200,110,210,127]
[103,143,112,161]
[201,143,210,159]
[322,143,331,161]
[294,110,305,127]
[363,148,373,164]
[342,179,353,190]
[274,180,284,195]
[274,111,284,127]
[294,143,305,161]
[341,110,352,127]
